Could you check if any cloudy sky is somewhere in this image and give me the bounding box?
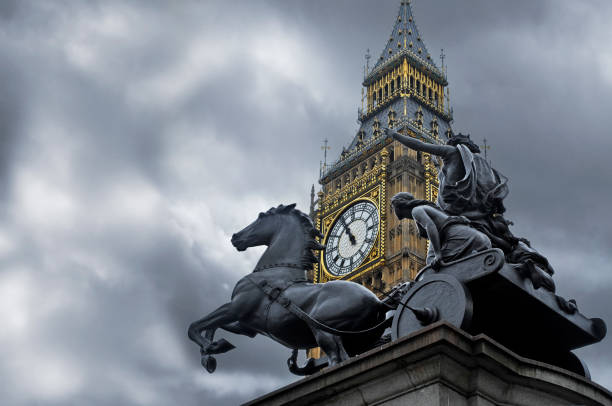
[1,0,612,404]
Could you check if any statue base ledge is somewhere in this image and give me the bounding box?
[245,322,612,406]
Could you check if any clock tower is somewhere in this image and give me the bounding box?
[314,1,454,292]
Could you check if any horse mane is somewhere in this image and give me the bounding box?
[263,203,324,270]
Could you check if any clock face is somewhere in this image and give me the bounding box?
[324,201,379,277]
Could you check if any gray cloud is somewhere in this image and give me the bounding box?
[1,1,611,405]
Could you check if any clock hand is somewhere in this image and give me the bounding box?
[340,217,357,245]
[347,226,356,245]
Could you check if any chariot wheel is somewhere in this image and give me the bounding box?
[391,274,473,340]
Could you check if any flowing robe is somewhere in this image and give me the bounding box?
[423,216,492,265]
[437,144,509,216]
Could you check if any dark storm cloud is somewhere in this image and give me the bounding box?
[1,1,611,405]
[0,59,22,202]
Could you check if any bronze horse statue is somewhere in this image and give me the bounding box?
[188,204,394,373]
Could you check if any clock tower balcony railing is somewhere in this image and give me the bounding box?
[320,117,443,181]
[360,85,453,123]
[364,48,447,87]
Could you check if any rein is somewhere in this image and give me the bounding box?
[247,274,391,336]
[253,263,304,272]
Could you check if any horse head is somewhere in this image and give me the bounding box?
[231,203,325,269]
[231,204,292,251]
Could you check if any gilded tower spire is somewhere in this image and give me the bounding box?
[315,1,454,287]
[321,0,453,181]
[371,0,442,78]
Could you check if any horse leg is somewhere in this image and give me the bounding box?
[188,302,237,353]
[310,328,349,367]
[187,302,241,373]
[221,321,258,338]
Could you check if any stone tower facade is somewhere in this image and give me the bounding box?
[314,1,454,292]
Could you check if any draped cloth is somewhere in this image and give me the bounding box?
[434,145,554,275]
[438,144,509,216]
[425,216,492,265]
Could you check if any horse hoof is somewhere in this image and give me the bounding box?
[201,355,217,373]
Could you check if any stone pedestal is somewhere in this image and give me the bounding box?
[245,322,612,406]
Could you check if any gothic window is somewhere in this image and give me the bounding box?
[384,83,389,98]
[389,149,394,162]
[387,109,397,128]
[410,76,414,88]
[390,81,394,94]
[415,107,424,128]
[378,88,382,101]
[428,88,432,100]
[356,130,365,148]
[432,118,439,133]
[373,117,381,137]
[434,92,438,106]
[431,117,439,137]
[416,80,420,93]
[396,76,401,91]
[374,271,383,291]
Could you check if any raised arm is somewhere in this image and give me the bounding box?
[383,127,455,157]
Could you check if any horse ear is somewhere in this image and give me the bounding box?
[277,203,296,213]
